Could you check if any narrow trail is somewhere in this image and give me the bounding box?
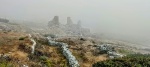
[28,34,36,54]
[47,36,79,67]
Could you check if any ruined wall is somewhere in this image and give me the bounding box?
[67,17,73,26]
[48,16,59,28]
[48,16,91,36]
[77,20,81,28]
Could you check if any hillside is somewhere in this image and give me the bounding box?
[0,30,68,67]
[0,22,149,67]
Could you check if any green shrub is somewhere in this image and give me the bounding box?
[93,54,150,67]
[0,61,14,67]
[19,37,25,40]
[45,60,52,67]
[39,56,48,61]
[117,49,133,54]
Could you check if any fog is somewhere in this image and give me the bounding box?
[0,0,150,47]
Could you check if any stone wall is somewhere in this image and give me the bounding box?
[47,37,79,67]
[48,16,59,28]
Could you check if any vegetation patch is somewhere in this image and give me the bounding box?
[93,54,150,67]
[19,37,26,40]
[117,49,134,54]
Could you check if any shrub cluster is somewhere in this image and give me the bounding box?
[93,54,150,67]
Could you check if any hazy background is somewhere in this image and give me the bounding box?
[0,0,150,47]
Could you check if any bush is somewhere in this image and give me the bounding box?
[41,58,52,67]
[117,49,133,54]
[93,54,150,67]
[39,56,48,61]
[19,37,25,40]
[0,61,14,67]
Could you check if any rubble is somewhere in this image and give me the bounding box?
[23,64,28,67]
[97,44,125,59]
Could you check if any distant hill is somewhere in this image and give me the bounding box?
[0,18,9,23]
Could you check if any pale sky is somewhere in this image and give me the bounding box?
[0,0,150,45]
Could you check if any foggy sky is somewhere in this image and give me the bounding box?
[0,0,150,46]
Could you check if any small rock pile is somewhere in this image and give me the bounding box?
[97,44,124,59]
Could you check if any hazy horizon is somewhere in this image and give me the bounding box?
[0,0,150,47]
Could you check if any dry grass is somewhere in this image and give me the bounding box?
[34,37,68,67]
[0,31,108,67]
[0,31,68,67]
[0,31,32,66]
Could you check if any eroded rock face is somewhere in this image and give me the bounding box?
[47,37,79,67]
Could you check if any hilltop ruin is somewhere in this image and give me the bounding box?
[48,16,59,28]
[48,16,90,36]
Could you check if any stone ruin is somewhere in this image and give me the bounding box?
[67,17,73,26]
[48,16,90,36]
[48,16,59,28]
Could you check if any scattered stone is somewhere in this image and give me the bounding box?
[23,64,28,67]
[97,44,125,59]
